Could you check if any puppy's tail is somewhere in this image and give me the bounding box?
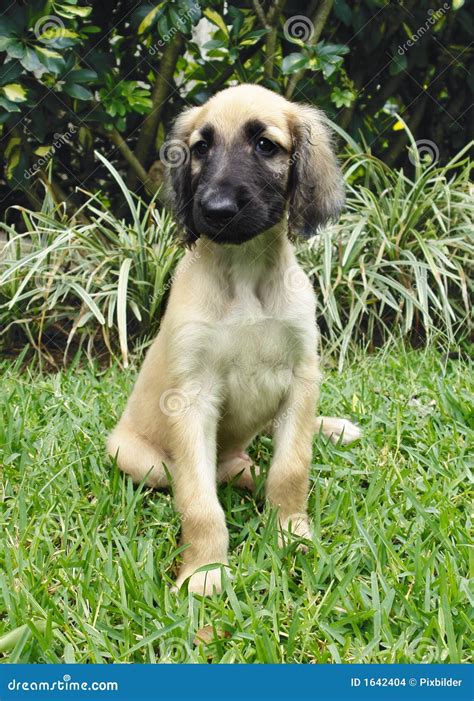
[314,416,361,445]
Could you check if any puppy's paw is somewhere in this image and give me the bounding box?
[278,513,312,551]
[218,453,258,491]
[175,566,225,596]
[316,416,362,445]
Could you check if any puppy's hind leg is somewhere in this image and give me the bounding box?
[107,423,170,488]
[315,416,361,445]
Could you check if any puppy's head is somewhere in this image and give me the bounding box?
[167,84,344,244]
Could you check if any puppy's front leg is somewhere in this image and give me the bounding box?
[266,362,319,545]
[169,387,228,595]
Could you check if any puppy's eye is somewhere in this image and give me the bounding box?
[193,140,209,157]
[255,137,277,156]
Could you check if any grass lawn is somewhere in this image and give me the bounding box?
[0,344,472,663]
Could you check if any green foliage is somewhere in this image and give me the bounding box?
[1,1,471,209]
[0,345,471,661]
[99,77,153,131]
[282,42,349,77]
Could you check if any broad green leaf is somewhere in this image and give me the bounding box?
[157,13,169,38]
[138,3,164,34]
[37,27,79,42]
[34,45,62,59]
[2,83,27,102]
[0,59,23,86]
[34,145,52,156]
[56,4,92,18]
[202,40,225,50]
[334,0,352,25]
[63,82,93,100]
[0,95,21,112]
[0,37,14,51]
[20,46,44,72]
[281,53,308,75]
[5,137,21,180]
[35,46,65,73]
[169,8,183,32]
[331,86,353,108]
[5,40,25,60]
[4,136,21,159]
[204,9,229,37]
[228,6,244,36]
[314,42,349,57]
[240,29,269,41]
[68,68,98,83]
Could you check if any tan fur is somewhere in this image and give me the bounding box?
[107,85,360,595]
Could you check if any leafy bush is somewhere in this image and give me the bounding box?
[1,1,471,212]
[1,139,472,367]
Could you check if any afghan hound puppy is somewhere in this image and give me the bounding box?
[107,84,360,595]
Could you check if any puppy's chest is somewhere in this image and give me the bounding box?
[212,295,304,402]
[223,316,295,372]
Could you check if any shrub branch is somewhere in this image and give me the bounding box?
[127,34,183,190]
[285,0,334,99]
[107,129,162,199]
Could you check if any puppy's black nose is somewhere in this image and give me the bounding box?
[201,194,239,223]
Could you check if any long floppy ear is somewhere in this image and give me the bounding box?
[288,104,345,239]
[165,105,201,244]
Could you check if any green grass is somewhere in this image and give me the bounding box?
[0,345,472,663]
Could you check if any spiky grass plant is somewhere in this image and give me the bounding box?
[0,154,181,366]
[298,129,473,368]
